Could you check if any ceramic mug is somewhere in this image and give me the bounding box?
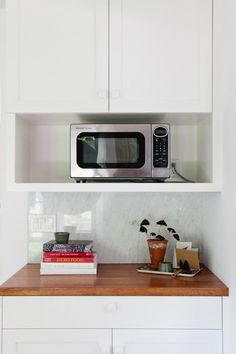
[158,261,173,273]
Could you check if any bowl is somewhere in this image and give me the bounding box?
[54,232,70,244]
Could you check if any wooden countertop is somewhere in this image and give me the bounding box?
[0,263,228,296]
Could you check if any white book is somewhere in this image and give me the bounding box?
[41,262,96,269]
[40,267,97,275]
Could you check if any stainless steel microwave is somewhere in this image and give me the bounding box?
[70,124,170,182]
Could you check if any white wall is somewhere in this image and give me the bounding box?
[201,1,236,353]
[0,6,28,284]
[28,192,208,263]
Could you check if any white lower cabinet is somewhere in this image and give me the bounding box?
[1,296,223,354]
[2,328,222,354]
[113,329,222,354]
[3,329,111,354]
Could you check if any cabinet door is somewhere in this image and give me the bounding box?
[7,0,108,112]
[3,329,111,354]
[110,0,212,112]
[113,329,222,354]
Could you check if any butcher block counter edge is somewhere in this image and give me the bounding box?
[0,263,229,296]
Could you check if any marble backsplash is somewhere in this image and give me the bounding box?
[28,192,209,263]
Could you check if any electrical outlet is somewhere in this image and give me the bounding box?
[29,214,56,233]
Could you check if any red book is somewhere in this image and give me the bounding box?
[43,251,94,258]
[42,256,95,263]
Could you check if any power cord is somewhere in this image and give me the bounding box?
[171,162,196,183]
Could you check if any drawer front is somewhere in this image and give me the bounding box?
[3,296,222,329]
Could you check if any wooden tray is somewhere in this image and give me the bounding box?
[137,265,203,277]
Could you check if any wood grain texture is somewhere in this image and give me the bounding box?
[0,264,228,296]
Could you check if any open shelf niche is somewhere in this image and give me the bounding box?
[7,113,220,192]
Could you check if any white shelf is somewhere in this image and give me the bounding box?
[6,183,222,193]
[6,113,221,192]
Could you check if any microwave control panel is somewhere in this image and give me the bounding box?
[152,124,170,179]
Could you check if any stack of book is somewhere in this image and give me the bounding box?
[40,240,97,275]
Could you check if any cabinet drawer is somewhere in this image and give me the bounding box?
[3,296,222,329]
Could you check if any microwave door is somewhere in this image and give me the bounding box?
[71,124,151,180]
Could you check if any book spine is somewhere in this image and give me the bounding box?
[43,256,94,263]
[43,245,92,252]
[40,269,97,275]
[43,252,94,257]
[41,260,96,268]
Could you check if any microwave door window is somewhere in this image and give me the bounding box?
[79,136,97,164]
[77,133,145,168]
[97,138,117,165]
[116,138,139,163]
[97,138,139,164]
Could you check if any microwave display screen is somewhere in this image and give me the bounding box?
[76,132,145,168]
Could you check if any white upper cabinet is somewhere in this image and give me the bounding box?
[7,0,212,113]
[109,0,212,112]
[6,0,109,112]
